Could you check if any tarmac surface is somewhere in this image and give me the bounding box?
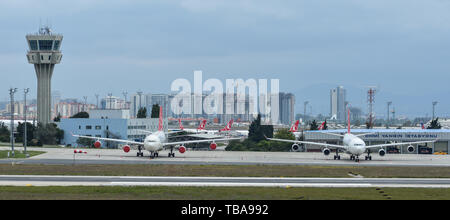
[1,146,449,167]
[0,175,449,187]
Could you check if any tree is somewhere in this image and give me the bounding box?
[151,104,160,118]
[137,107,147,118]
[35,123,64,145]
[322,120,328,130]
[248,114,272,142]
[309,120,319,130]
[70,111,89,118]
[76,137,95,147]
[274,128,295,140]
[53,113,61,122]
[0,122,10,143]
[16,122,35,145]
[427,118,442,129]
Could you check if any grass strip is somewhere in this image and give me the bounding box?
[0,186,448,200]
[0,164,448,178]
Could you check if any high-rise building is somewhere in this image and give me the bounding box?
[130,92,147,117]
[279,93,295,125]
[26,26,63,124]
[146,94,170,118]
[330,86,346,121]
[101,95,126,110]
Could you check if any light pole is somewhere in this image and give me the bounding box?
[24,88,29,157]
[83,96,88,112]
[95,94,99,109]
[387,101,392,129]
[9,88,17,157]
[108,93,113,109]
[432,101,438,120]
[303,101,309,130]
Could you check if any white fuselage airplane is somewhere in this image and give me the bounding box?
[73,107,240,158]
[268,110,437,162]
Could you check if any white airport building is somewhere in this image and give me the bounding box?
[59,109,167,147]
[305,129,450,154]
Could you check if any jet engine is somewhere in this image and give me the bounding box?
[94,141,101,148]
[322,148,331,156]
[292,144,306,152]
[378,149,386,157]
[407,145,415,153]
[122,145,131,153]
[210,142,217,150]
[179,145,186,153]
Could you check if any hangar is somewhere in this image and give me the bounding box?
[304,129,450,154]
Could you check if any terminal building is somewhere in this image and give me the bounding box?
[305,129,450,154]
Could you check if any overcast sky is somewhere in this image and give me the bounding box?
[1,0,450,118]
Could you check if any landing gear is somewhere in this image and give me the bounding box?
[137,146,144,157]
[350,155,360,162]
[149,152,159,159]
[168,147,176,158]
[333,150,340,160]
[365,150,372,161]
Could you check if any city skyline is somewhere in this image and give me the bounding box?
[1,1,449,118]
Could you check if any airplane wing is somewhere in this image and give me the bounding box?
[162,137,242,147]
[366,140,437,149]
[266,137,346,149]
[72,134,143,145]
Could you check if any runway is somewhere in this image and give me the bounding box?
[0,175,449,188]
[1,147,449,167]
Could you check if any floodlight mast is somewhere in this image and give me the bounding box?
[9,88,17,157]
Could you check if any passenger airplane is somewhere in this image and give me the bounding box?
[267,110,437,162]
[73,107,240,158]
[176,119,207,133]
[289,119,325,137]
[219,119,234,132]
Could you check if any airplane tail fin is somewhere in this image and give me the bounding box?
[318,121,326,130]
[178,118,184,130]
[158,106,163,131]
[228,119,234,130]
[198,119,207,130]
[289,120,300,132]
[220,119,233,132]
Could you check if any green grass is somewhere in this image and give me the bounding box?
[0,186,448,200]
[0,164,449,178]
[0,150,45,159]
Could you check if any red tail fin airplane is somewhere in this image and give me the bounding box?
[219,119,234,132]
[73,107,240,158]
[267,109,436,162]
[289,120,300,133]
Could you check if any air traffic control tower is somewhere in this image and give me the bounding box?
[26,27,63,124]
